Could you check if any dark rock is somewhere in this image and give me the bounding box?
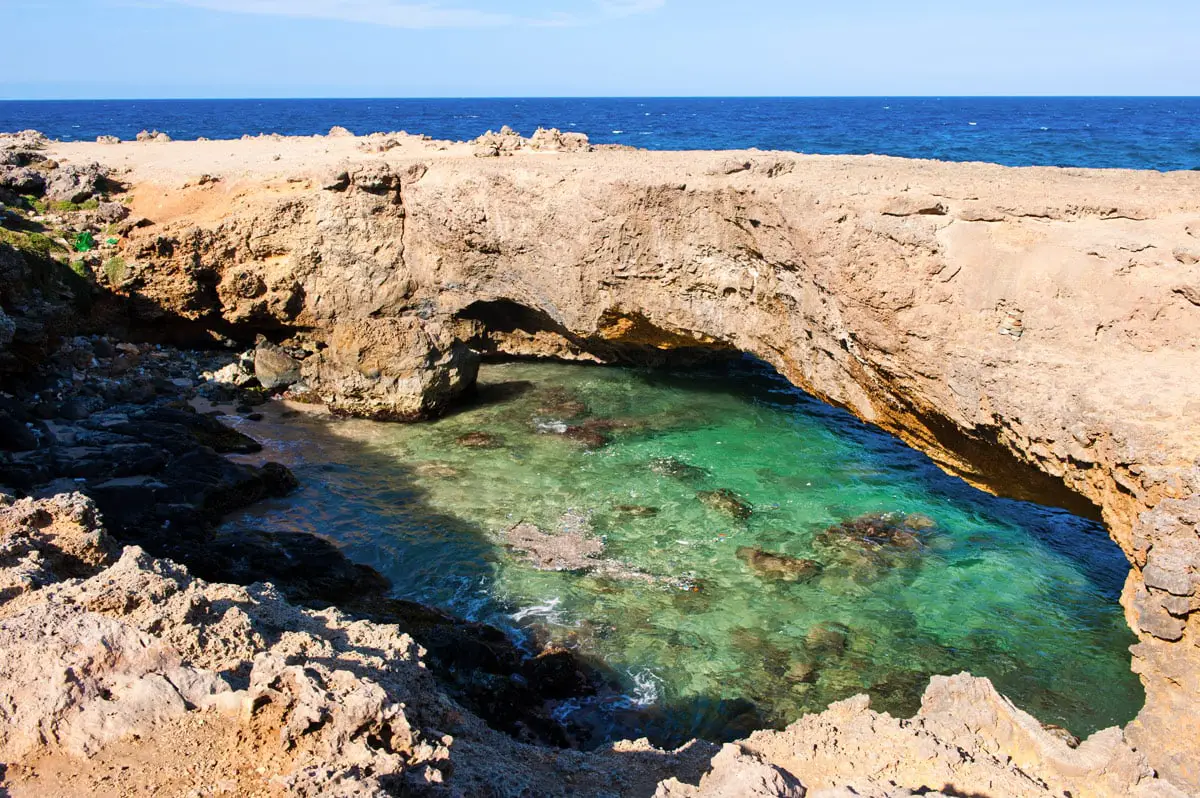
[536,387,589,419]
[615,504,660,518]
[58,398,91,421]
[737,547,823,582]
[0,166,45,196]
[524,647,598,700]
[563,424,609,449]
[813,512,935,582]
[156,449,294,515]
[697,488,753,520]
[203,527,389,604]
[0,411,37,452]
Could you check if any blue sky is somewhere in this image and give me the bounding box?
[3,0,1198,98]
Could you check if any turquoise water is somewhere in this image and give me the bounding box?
[224,359,1142,745]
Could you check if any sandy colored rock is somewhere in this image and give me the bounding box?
[20,131,1200,794]
[304,316,479,420]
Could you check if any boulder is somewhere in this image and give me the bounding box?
[44,162,109,204]
[0,166,45,196]
[304,316,479,421]
[528,127,592,153]
[253,338,301,391]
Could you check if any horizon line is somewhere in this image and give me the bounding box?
[3,94,1200,103]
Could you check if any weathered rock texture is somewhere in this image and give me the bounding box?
[31,133,1200,794]
[0,492,1186,796]
[0,493,721,797]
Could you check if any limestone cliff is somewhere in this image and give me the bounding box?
[28,131,1200,794]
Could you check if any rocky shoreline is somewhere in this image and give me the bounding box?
[2,127,1199,796]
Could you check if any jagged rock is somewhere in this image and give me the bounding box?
[136,129,172,142]
[0,166,46,195]
[304,316,480,421]
[528,127,592,153]
[96,135,121,144]
[655,743,804,797]
[44,162,110,203]
[93,200,130,223]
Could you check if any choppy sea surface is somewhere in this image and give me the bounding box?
[1,97,1198,170]
[223,359,1142,747]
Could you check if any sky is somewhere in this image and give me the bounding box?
[2,0,1198,98]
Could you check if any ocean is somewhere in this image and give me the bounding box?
[1,97,1198,171]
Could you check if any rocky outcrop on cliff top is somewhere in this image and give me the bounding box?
[471,125,591,157]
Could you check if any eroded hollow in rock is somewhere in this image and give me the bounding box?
[454,299,739,367]
[223,356,1143,749]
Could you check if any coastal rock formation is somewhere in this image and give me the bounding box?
[11,131,1200,794]
[303,316,480,420]
[2,492,1183,797]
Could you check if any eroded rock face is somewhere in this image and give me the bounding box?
[303,316,480,420]
[35,134,1200,792]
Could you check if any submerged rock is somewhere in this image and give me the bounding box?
[456,430,504,449]
[737,547,823,582]
[413,461,462,479]
[615,504,660,518]
[813,512,937,582]
[697,488,753,520]
[505,516,604,572]
[805,621,850,656]
[304,316,479,421]
[650,457,709,481]
[535,386,589,419]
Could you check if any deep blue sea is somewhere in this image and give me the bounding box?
[1,97,1198,170]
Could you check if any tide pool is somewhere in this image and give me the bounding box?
[224,358,1141,746]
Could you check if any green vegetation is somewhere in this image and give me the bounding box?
[52,198,101,212]
[26,197,102,214]
[0,228,58,259]
[70,260,91,279]
[103,256,127,284]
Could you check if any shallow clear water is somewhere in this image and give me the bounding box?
[224,359,1141,745]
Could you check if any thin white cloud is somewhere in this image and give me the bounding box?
[157,0,664,28]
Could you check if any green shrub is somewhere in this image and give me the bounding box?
[104,256,127,284]
[51,198,101,212]
[23,232,55,257]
